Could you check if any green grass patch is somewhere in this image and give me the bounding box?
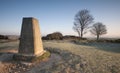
[31,51,51,63]
[13,51,51,63]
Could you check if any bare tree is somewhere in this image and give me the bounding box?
[90,22,107,41]
[73,9,94,38]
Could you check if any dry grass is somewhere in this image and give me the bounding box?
[43,40,120,73]
[0,40,18,53]
[0,40,120,73]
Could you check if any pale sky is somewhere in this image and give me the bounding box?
[0,0,120,38]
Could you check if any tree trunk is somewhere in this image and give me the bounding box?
[78,31,80,37]
[97,34,99,41]
[81,30,83,38]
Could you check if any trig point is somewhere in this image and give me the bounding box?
[13,17,47,62]
[19,17,44,55]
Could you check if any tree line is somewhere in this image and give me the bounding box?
[42,32,86,40]
[43,9,107,41]
[73,9,107,41]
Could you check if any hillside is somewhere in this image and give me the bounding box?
[0,40,120,73]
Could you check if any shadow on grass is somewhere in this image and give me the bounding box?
[73,42,120,53]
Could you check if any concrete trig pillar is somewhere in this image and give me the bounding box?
[19,17,44,56]
[14,17,45,62]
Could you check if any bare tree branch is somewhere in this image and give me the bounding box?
[73,9,94,38]
[90,22,107,41]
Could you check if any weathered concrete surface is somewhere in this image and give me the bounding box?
[19,17,44,56]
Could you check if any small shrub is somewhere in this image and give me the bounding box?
[43,32,63,40]
[0,35,8,40]
[114,39,120,43]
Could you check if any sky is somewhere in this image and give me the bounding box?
[0,0,120,38]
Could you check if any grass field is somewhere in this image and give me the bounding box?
[0,40,120,73]
[43,40,120,73]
